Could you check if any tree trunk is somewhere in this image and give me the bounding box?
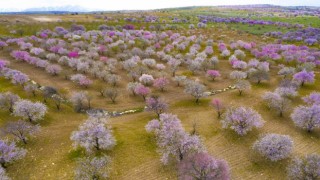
[307,124,313,133]
[99,91,104,97]
[28,115,33,123]
[56,103,60,111]
[178,148,183,161]
[0,159,6,168]
[92,174,99,180]
[22,137,27,144]
[95,138,100,151]
[88,100,91,109]
[191,125,196,135]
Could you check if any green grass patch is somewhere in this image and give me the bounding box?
[227,23,292,35]
[181,71,194,77]
[173,98,210,108]
[253,16,320,28]
[67,149,86,160]
[251,82,272,90]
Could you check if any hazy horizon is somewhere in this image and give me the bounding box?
[1,0,320,11]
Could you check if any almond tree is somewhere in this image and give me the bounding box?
[52,94,64,110]
[229,70,247,80]
[153,77,169,92]
[71,116,116,153]
[139,74,154,86]
[75,156,110,180]
[184,81,207,103]
[235,80,251,96]
[12,100,47,123]
[275,87,298,98]
[211,99,225,118]
[303,92,320,105]
[134,84,150,100]
[206,70,221,81]
[126,82,140,96]
[42,86,58,103]
[142,58,156,68]
[262,92,291,117]
[24,83,38,97]
[104,88,119,103]
[167,58,181,77]
[46,64,62,76]
[287,154,320,180]
[291,104,320,132]
[293,70,315,86]
[173,76,187,87]
[70,74,92,88]
[249,69,270,84]
[253,133,293,161]
[145,96,168,117]
[178,152,230,180]
[106,74,121,87]
[0,167,10,180]
[0,92,20,113]
[11,72,29,87]
[3,120,40,144]
[0,139,26,168]
[278,67,295,78]
[146,113,204,164]
[70,91,91,112]
[222,106,264,136]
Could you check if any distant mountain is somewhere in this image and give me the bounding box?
[217,4,281,8]
[23,5,89,12]
[0,8,21,12]
[0,4,318,13]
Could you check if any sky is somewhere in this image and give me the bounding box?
[1,0,319,11]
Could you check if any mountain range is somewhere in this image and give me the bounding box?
[23,5,90,12]
[0,5,93,13]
